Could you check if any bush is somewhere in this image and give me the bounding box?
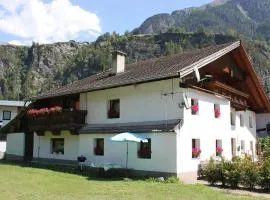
[224,157,241,188]
[258,137,270,158]
[202,155,270,191]
[240,156,259,190]
[204,157,227,186]
[258,157,270,190]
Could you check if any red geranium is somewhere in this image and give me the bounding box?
[214,108,221,118]
[138,147,151,158]
[192,147,201,158]
[27,106,62,117]
[216,146,223,156]
[191,105,199,114]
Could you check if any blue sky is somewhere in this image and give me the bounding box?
[77,0,212,34]
[0,0,212,45]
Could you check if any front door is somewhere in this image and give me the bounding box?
[24,132,34,161]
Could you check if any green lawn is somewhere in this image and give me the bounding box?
[0,162,264,200]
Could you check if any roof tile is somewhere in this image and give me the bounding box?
[36,42,237,99]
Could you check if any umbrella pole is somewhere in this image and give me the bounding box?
[126,142,128,169]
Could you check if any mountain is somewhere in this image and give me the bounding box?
[134,0,270,40]
[1,0,270,100]
[0,32,270,100]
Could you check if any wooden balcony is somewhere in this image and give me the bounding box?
[27,110,87,134]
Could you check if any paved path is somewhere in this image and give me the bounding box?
[183,179,270,199]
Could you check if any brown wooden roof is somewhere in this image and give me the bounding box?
[35,42,238,100]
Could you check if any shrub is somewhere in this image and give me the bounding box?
[240,156,259,190]
[258,137,270,158]
[204,157,227,186]
[224,158,241,188]
[258,157,270,190]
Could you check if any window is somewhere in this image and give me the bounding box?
[216,139,223,156]
[191,99,199,115]
[249,116,253,128]
[2,111,11,120]
[241,140,245,153]
[240,114,244,127]
[94,138,104,156]
[137,138,151,159]
[214,104,220,118]
[192,139,201,158]
[108,99,120,118]
[230,112,236,126]
[231,138,236,157]
[51,138,64,154]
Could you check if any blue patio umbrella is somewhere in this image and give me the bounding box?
[110,132,148,168]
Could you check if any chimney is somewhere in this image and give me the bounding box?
[112,51,127,74]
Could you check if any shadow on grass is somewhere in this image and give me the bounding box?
[0,159,130,182]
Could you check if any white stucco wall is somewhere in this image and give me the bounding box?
[80,78,184,124]
[233,110,256,156]
[33,131,79,161]
[79,132,177,173]
[176,89,256,173]
[6,133,25,156]
[0,141,6,152]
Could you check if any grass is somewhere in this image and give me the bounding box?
[0,161,265,200]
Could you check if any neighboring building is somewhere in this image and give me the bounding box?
[1,41,270,180]
[256,113,270,137]
[0,101,28,127]
[0,100,29,155]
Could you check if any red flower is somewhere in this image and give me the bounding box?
[138,148,151,158]
[192,147,201,157]
[216,146,223,154]
[214,108,220,118]
[191,105,199,113]
[27,106,63,117]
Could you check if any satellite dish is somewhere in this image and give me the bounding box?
[194,67,200,82]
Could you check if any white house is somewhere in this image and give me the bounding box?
[1,41,270,180]
[0,100,29,156]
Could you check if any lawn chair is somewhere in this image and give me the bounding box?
[77,155,87,171]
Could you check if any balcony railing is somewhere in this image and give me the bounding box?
[27,110,87,134]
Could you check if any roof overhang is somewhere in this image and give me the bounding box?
[79,119,183,134]
[178,41,270,113]
[178,41,240,78]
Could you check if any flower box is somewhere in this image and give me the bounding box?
[137,148,151,159]
[191,105,199,115]
[192,147,201,158]
[216,146,223,156]
[27,106,62,117]
[214,108,221,118]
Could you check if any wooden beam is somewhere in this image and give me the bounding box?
[207,80,249,99]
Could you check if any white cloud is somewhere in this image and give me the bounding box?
[0,0,101,44]
[8,40,31,46]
